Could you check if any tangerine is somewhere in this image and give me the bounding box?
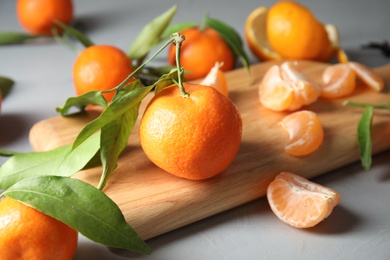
[73,45,134,103]
[139,83,242,180]
[266,1,332,60]
[0,197,78,260]
[279,110,324,156]
[321,63,356,99]
[267,172,341,228]
[167,27,234,80]
[259,62,321,111]
[16,0,74,35]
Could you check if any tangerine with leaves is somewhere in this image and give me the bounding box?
[0,197,78,260]
[267,172,341,228]
[16,0,74,35]
[73,45,134,103]
[167,27,234,80]
[139,83,242,180]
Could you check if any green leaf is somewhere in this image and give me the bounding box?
[97,83,143,189]
[204,16,250,70]
[128,5,178,59]
[72,80,152,150]
[54,20,94,48]
[0,32,46,45]
[56,91,108,116]
[0,76,14,98]
[0,133,100,190]
[357,106,374,170]
[161,21,198,39]
[0,149,19,157]
[2,176,151,254]
[153,68,179,94]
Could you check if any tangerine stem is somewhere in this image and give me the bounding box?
[113,36,177,92]
[172,32,189,98]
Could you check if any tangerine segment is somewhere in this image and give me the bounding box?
[348,62,384,91]
[259,65,294,111]
[321,63,356,99]
[259,62,320,111]
[279,110,324,156]
[267,172,341,228]
[200,62,229,97]
[139,83,242,180]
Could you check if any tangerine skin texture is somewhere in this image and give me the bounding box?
[17,0,74,35]
[72,45,134,103]
[167,27,234,80]
[0,197,78,260]
[139,83,242,180]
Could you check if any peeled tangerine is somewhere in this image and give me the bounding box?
[321,61,384,99]
[280,110,324,156]
[259,61,321,111]
[267,172,341,228]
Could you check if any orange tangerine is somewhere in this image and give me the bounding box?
[321,63,356,99]
[259,62,321,111]
[279,110,324,156]
[267,172,341,228]
[348,62,384,91]
[245,3,339,61]
[200,62,229,97]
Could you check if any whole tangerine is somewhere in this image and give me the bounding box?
[0,197,78,260]
[72,45,134,103]
[139,83,242,180]
[266,1,331,60]
[16,0,74,35]
[167,27,235,80]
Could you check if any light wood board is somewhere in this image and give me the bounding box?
[29,61,390,240]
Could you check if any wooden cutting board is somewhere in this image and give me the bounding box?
[29,61,390,240]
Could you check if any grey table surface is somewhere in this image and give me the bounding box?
[1,0,390,259]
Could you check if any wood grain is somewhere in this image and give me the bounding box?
[29,61,390,240]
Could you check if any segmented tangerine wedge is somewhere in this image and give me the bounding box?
[279,110,324,156]
[321,63,356,99]
[267,172,341,228]
[259,62,321,111]
[348,62,384,91]
[200,62,229,96]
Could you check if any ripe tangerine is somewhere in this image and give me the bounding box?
[72,45,134,103]
[167,27,234,80]
[0,197,78,260]
[139,83,242,180]
[16,0,74,35]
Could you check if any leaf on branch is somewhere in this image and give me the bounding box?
[128,5,178,59]
[0,133,100,190]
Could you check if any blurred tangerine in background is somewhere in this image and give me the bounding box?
[168,27,234,80]
[72,45,134,103]
[16,0,74,35]
[245,1,339,62]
